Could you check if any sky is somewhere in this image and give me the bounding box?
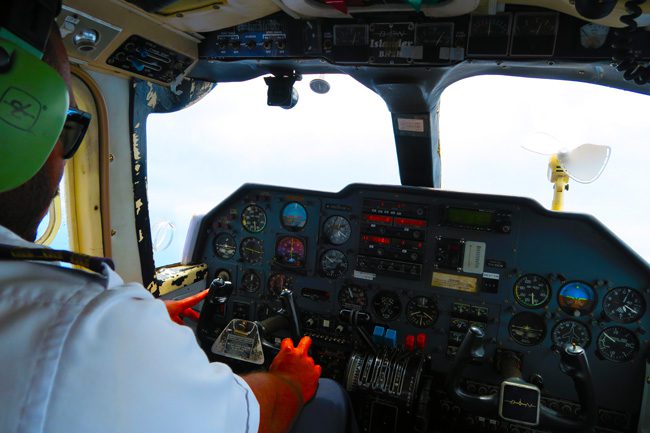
[145,74,650,266]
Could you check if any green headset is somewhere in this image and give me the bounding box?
[0,0,68,193]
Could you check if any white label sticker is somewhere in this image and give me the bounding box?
[354,270,376,281]
[397,118,425,133]
[463,241,486,274]
[483,272,500,280]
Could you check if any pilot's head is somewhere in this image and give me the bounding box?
[0,22,80,242]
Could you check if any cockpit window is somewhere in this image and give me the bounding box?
[147,74,398,266]
[440,75,650,262]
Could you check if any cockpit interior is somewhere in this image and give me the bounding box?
[21,0,650,432]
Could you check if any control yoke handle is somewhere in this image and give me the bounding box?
[446,327,596,432]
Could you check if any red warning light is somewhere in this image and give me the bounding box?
[362,235,391,245]
[394,217,426,228]
[365,214,394,224]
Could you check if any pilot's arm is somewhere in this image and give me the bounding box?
[164,289,322,433]
[44,276,317,433]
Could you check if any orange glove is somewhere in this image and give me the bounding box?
[269,336,322,403]
[164,289,208,325]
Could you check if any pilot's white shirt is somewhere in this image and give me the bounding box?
[0,225,260,433]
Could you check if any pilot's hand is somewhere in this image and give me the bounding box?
[164,289,208,325]
[269,336,322,403]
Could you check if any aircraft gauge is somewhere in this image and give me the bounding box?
[558,281,596,316]
[241,269,261,293]
[281,202,308,230]
[551,319,590,349]
[323,216,351,245]
[275,236,306,267]
[603,287,646,323]
[320,249,348,278]
[406,296,438,328]
[509,312,546,346]
[240,237,264,263]
[268,272,293,297]
[372,291,401,321]
[215,269,231,282]
[213,232,236,259]
[597,326,639,362]
[241,204,267,233]
[338,285,367,310]
[514,274,551,308]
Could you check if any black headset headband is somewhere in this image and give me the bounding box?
[0,0,62,53]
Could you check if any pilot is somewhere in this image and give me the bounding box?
[0,3,352,433]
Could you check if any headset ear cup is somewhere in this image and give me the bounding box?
[0,39,68,193]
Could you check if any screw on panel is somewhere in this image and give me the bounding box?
[111,229,117,236]
[108,153,114,162]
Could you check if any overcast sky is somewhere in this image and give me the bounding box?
[146,74,650,266]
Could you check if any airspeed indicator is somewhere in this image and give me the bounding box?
[514,274,551,308]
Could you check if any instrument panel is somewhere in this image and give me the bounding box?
[193,183,650,433]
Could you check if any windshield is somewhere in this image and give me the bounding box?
[440,75,650,262]
[147,74,398,266]
[146,73,650,266]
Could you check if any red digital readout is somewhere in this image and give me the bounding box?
[394,217,427,228]
[364,214,394,224]
[362,235,391,245]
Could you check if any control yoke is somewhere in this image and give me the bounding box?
[446,326,597,432]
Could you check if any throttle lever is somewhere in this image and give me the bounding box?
[339,309,378,354]
[209,278,233,305]
[279,288,302,339]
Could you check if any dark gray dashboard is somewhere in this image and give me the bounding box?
[193,183,650,433]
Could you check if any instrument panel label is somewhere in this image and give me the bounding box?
[431,272,477,293]
[354,270,376,281]
[397,117,425,133]
[462,241,486,274]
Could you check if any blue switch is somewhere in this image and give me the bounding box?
[372,326,385,345]
[385,329,397,348]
